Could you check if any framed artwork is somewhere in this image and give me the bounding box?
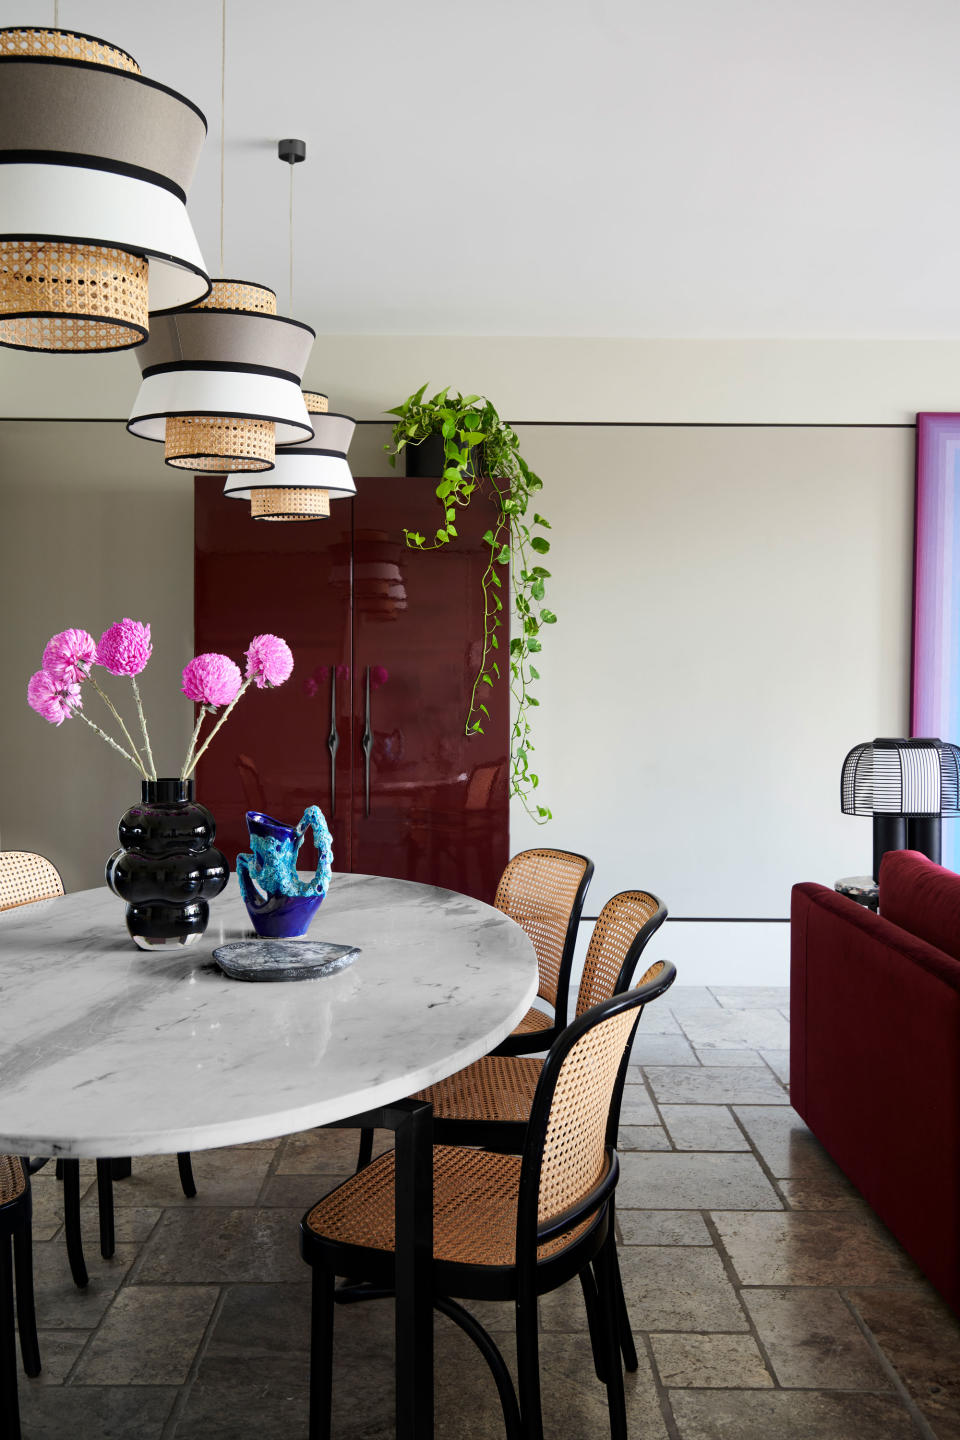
[913,413,960,870]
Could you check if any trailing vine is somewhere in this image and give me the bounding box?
[386,384,555,822]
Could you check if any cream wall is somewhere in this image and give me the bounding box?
[0,339,921,981]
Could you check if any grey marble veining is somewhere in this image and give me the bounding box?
[0,873,537,1157]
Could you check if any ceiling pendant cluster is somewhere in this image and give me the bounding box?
[0,25,209,352]
[1,20,356,519]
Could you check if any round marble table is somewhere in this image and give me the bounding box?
[0,872,537,1157]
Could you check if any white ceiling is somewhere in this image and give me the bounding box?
[9,0,960,337]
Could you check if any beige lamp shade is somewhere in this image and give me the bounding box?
[127,281,315,473]
[0,26,209,352]
[223,390,357,518]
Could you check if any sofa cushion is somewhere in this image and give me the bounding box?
[880,849,960,963]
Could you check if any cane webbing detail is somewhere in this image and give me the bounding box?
[304,1145,590,1267]
[0,242,149,353]
[496,849,588,1012]
[165,415,275,471]
[0,27,141,72]
[0,850,63,911]
[0,1155,26,1207]
[195,280,277,315]
[512,1006,554,1036]
[577,893,662,1016]
[415,1056,544,1123]
[538,1005,637,1228]
[303,391,329,414]
[250,486,330,519]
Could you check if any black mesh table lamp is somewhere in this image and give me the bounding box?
[841,737,960,881]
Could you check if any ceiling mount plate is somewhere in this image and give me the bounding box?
[278,138,306,165]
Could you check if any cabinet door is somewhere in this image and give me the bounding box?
[193,476,354,872]
[350,476,509,904]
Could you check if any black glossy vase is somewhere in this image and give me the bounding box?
[106,778,229,950]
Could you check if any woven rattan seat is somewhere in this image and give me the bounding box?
[0,1156,25,1208]
[305,1144,595,1268]
[0,851,63,911]
[510,1005,553,1036]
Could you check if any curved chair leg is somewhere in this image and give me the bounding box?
[613,1244,638,1372]
[596,1230,628,1440]
[95,1160,115,1260]
[579,1266,608,1383]
[0,1234,22,1440]
[177,1153,197,1199]
[436,1297,523,1440]
[308,1264,335,1440]
[12,1202,40,1378]
[61,1159,88,1290]
[515,1289,544,1440]
[355,1129,374,1172]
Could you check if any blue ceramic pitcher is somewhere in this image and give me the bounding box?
[236,806,333,938]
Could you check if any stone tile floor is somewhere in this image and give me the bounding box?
[15,984,960,1438]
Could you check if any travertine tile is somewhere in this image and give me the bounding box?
[710,987,790,1010]
[778,1176,866,1210]
[676,1009,790,1053]
[134,1208,303,1285]
[18,1384,176,1437]
[109,1148,272,1208]
[73,1286,219,1385]
[257,1172,349,1210]
[741,1287,891,1390]
[645,1066,788,1106]
[172,1380,309,1439]
[760,1049,790,1083]
[667,988,722,1012]
[846,1287,960,1440]
[275,1126,391,1174]
[31,1240,137,1330]
[692,1048,764,1067]
[660,1106,749,1151]
[712,1211,920,1287]
[199,1282,310,1383]
[669,1389,921,1439]
[628,1033,698,1066]
[620,1083,659,1126]
[617,1210,713,1246]
[619,1151,782,1210]
[58,1204,163,1247]
[25,1330,88,1385]
[732,1105,839,1179]
[619,1125,673,1151]
[651,1332,772,1388]
[540,1247,749,1333]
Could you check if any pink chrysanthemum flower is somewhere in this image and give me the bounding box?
[245,634,293,689]
[182,653,243,708]
[42,628,97,687]
[97,619,153,677]
[27,670,82,726]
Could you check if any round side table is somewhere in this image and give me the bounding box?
[835,875,879,912]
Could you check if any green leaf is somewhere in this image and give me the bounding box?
[510,638,524,656]
[531,579,545,601]
[436,528,448,543]
[490,570,502,588]
[529,665,540,679]
[482,529,495,545]
[531,536,551,554]
[527,637,542,652]
[446,523,457,538]
[540,608,557,624]
[491,635,499,649]
[527,696,539,706]
[461,394,480,405]
[534,513,551,528]
[443,467,463,483]
[492,661,500,676]
[481,674,493,687]
[441,419,456,439]
[531,566,551,578]
[479,703,489,716]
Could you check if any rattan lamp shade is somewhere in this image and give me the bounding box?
[223,390,357,519]
[841,736,960,879]
[127,280,315,472]
[0,26,209,352]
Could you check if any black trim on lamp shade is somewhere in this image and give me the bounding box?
[166,452,275,471]
[127,411,312,439]
[0,151,188,202]
[0,234,211,316]
[0,24,139,66]
[141,361,303,385]
[0,311,147,354]
[167,309,317,338]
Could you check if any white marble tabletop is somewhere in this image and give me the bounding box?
[0,873,537,1158]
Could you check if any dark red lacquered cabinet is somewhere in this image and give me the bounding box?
[194,474,509,903]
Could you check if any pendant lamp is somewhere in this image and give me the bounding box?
[0,26,209,352]
[223,391,357,518]
[127,280,315,471]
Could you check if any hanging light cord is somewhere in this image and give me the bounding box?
[219,0,226,275]
[289,161,295,312]
[53,0,59,25]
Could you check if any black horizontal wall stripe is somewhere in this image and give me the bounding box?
[0,418,919,429]
[579,914,789,924]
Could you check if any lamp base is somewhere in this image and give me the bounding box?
[872,815,906,883]
[907,815,942,866]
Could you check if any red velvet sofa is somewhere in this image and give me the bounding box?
[791,849,960,1312]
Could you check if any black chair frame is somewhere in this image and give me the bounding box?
[0,1165,41,1440]
[301,971,676,1440]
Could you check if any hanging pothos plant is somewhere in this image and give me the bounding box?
[385,384,554,822]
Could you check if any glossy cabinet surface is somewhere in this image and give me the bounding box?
[194,474,508,903]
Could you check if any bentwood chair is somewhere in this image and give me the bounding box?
[0,851,197,1290]
[300,966,676,1440]
[0,1156,42,1439]
[411,891,668,1371]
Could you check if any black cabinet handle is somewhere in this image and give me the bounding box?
[361,666,373,818]
[327,669,339,817]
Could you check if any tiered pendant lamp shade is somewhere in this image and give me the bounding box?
[0,26,209,352]
[223,390,357,519]
[127,281,315,472]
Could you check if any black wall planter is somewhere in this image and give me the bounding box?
[106,777,228,950]
[404,432,478,480]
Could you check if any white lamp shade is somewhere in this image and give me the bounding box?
[128,368,313,446]
[223,412,357,501]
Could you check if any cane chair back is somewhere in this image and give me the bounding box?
[495,848,593,1025]
[0,851,63,911]
[521,962,676,1243]
[576,890,667,1017]
[0,1155,25,1210]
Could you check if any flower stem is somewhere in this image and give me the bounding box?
[180,708,207,781]
[184,679,251,779]
[130,676,156,780]
[76,710,141,771]
[89,675,147,778]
